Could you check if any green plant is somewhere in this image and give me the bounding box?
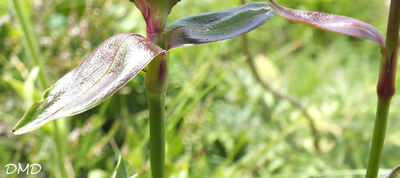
[268,1,400,177]
[11,1,275,177]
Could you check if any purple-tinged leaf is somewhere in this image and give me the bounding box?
[12,33,164,135]
[269,0,385,47]
[166,2,275,50]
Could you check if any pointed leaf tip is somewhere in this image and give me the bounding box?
[269,0,385,47]
[12,33,164,135]
[166,2,276,50]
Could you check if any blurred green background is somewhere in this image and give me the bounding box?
[1,0,400,177]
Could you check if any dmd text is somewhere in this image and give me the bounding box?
[4,163,41,175]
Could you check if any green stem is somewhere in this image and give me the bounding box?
[9,1,68,177]
[365,99,391,178]
[143,6,169,174]
[384,0,400,53]
[53,120,68,178]
[145,53,168,178]
[366,0,400,177]
[145,51,168,178]
[147,92,166,178]
[9,0,47,89]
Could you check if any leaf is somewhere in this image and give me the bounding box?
[166,2,276,50]
[269,0,385,47]
[387,165,400,178]
[12,33,164,135]
[112,155,137,178]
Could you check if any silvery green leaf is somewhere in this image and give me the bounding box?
[12,33,164,135]
[166,2,276,50]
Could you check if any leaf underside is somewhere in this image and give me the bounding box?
[12,33,164,135]
[269,0,385,47]
[166,2,276,50]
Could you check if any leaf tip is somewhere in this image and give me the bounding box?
[12,122,21,135]
[11,127,23,135]
[268,0,384,47]
[11,124,26,135]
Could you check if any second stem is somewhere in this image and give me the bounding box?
[366,0,400,177]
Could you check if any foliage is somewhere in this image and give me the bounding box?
[1,0,400,177]
[12,33,164,135]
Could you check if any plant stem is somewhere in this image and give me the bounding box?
[142,1,169,172]
[366,99,391,178]
[366,0,400,177]
[53,119,68,178]
[384,0,400,53]
[147,92,166,178]
[145,50,168,178]
[10,1,68,177]
[9,0,47,89]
